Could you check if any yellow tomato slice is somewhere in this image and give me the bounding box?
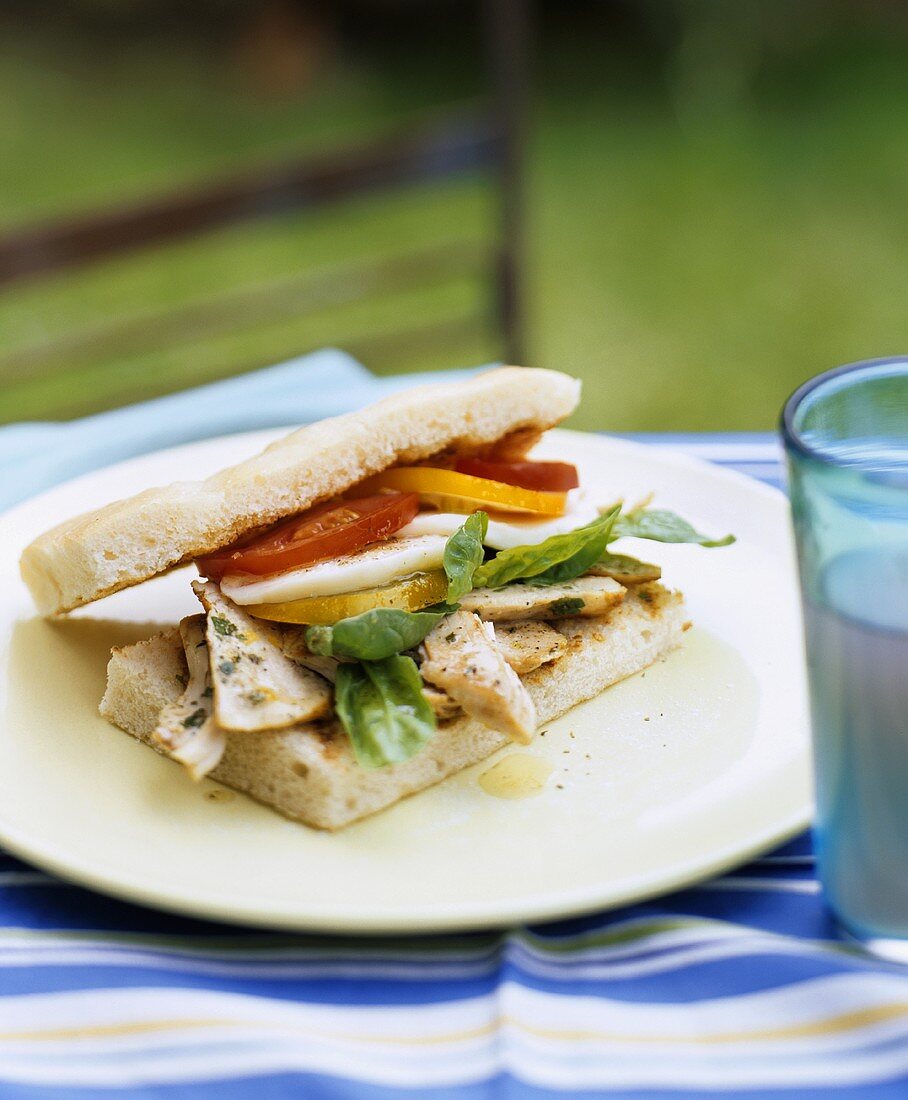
[358,467,567,516]
[246,570,449,625]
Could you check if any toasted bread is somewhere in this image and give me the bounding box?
[100,585,686,830]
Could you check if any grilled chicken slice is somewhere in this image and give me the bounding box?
[493,620,567,674]
[422,685,463,720]
[421,622,563,721]
[193,581,331,732]
[420,610,536,743]
[459,576,626,622]
[152,615,226,781]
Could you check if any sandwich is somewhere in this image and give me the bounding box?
[19,367,732,830]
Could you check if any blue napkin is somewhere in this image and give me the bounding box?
[0,348,484,512]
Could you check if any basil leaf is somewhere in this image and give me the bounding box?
[334,656,436,768]
[305,606,450,662]
[612,508,735,547]
[304,625,335,657]
[472,506,621,590]
[530,507,623,585]
[589,552,661,584]
[444,511,488,601]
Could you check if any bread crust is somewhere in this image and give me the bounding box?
[100,586,687,830]
[21,367,581,616]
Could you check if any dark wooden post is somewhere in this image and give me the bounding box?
[485,0,529,367]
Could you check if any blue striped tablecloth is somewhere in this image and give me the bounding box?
[2,353,906,1099]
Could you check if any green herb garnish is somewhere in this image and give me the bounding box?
[334,655,436,768]
[443,510,488,601]
[612,508,734,547]
[473,506,621,590]
[591,552,661,583]
[547,596,586,616]
[306,606,452,663]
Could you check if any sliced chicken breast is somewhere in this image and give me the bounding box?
[152,615,226,781]
[421,622,563,720]
[422,685,463,720]
[459,575,626,622]
[193,581,331,732]
[420,610,536,743]
[493,620,567,674]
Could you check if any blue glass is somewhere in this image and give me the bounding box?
[782,357,908,960]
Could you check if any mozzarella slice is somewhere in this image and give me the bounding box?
[396,500,600,551]
[221,535,447,606]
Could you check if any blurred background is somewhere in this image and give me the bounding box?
[2,0,908,432]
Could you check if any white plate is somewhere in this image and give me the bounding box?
[0,428,812,933]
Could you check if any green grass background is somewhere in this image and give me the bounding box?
[2,7,908,431]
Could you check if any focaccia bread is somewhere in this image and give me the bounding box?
[21,367,580,616]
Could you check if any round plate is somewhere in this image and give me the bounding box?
[0,428,812,933]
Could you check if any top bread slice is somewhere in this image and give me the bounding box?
[20,367,581,616]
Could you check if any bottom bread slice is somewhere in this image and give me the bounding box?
[100,585,687,830]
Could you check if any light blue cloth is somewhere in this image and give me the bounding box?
[1,357,904,1099]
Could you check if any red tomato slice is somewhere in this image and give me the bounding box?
[454,458,580,493]
[197,492,419,580]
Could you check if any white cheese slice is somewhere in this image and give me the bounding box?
[221,534,447,606]
[396,501,600,550]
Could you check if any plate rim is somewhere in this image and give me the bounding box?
[0,427,812,933]
[0,801,810,934]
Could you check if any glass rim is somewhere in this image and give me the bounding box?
[781,355,908,466]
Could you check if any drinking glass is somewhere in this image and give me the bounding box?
[782,357,908,960]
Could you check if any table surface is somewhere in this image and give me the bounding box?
[1,354,904,1100]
